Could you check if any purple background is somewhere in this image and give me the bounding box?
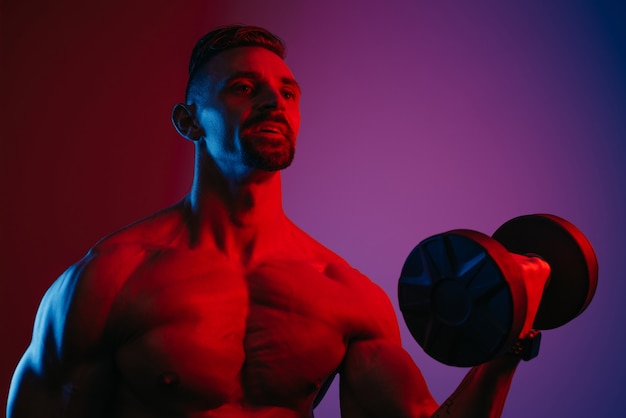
[2,1,625,416]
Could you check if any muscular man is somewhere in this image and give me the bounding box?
[8,25,549,417]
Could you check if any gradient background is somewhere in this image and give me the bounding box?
[2,1,625,416]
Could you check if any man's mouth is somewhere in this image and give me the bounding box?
[243,112,293,137]
[254,122,285,135]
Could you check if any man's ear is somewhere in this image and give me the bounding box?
[172,103,203,141]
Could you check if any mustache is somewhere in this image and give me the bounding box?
[242,112,294,138]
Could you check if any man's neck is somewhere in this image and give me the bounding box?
[185,155,288,265]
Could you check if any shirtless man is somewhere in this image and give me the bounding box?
[7,25,550,417]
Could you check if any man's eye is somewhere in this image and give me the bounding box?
[282,90,296,100]
[232,83,255,96]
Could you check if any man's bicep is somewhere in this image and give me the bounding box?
[8,350,59,418]
[340,339,438,418]
[8,346,116,418]
[8,257,119,417]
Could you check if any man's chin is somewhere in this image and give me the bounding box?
[241,135,295,171]
[242,147,295,171]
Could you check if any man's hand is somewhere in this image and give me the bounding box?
[511,254,551,338]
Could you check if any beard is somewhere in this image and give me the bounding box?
[240,133,295,171]
[240,112,296,171]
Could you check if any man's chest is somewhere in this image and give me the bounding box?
[109,251,363,410]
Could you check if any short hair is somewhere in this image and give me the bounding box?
[185,25,286,101]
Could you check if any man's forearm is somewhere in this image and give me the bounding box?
[432,355,521,418]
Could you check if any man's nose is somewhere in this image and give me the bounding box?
[256,86,285,110]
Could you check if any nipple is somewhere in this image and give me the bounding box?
[158,371,180,389]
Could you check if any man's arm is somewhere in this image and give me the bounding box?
[7,245,142,417]
[329,260,439,418]
[425,255,551,417]
[8,346,117,418]
[431,356,520,418]
[340,338,439,418]
[8,259,112,417]
[339,255,549,418]
[340,338,520,418]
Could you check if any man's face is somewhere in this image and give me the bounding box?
[190,47,301,176]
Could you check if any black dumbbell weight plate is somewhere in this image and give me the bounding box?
[398,230,527,367]
[492,214,598,330]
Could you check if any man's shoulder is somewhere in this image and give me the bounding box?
[285,218,347,265]
[285,219,380,288]
[55,202,188,294]
[93,201,188,253]
[29,205,185,357]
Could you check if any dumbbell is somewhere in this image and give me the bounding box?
[397,214,598,367]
